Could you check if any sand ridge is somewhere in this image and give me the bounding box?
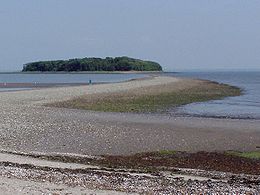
[0,76,258,156]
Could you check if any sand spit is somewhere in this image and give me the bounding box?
[0,76,259,155]
[0,76,259,193]
[0,76,179,105]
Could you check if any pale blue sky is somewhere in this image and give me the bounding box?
[0,0,260,71]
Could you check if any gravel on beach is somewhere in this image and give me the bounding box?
[0,158,259,194]
[0,76,259,155]
[0,76,259,194]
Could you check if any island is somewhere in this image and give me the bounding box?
[22,56,162,72]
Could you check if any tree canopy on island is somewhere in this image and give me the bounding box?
[22,56,163,72]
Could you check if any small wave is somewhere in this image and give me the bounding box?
[208,102,260,108]
[191,99,260,107]
[173,112,260,120]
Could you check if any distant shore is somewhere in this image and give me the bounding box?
[3,70,163,74]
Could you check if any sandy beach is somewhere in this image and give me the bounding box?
[0,76,259,193]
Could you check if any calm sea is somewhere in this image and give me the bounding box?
[0,73,147,83]
[0,73,147,91]
[167,71,260,120]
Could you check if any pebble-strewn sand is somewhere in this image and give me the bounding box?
[0,76,259,194]
[0,176,128,195]
[0,76,259,155]
[0,152,259,194]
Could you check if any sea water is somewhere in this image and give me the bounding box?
[0,73,147,91]
[168,71,260,119]
[0,73,147,83]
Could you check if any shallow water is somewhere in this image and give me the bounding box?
[0,73,147,91]
[0,87,32,92]
[167,71,260,119]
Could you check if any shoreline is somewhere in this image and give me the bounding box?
[0,82,89,88]
[171,112,260,120]
[49,76,241,114]
[0,77,254,120]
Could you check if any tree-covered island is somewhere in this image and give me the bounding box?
[22,56,162,72]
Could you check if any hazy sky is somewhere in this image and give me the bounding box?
[1,0,260,71]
